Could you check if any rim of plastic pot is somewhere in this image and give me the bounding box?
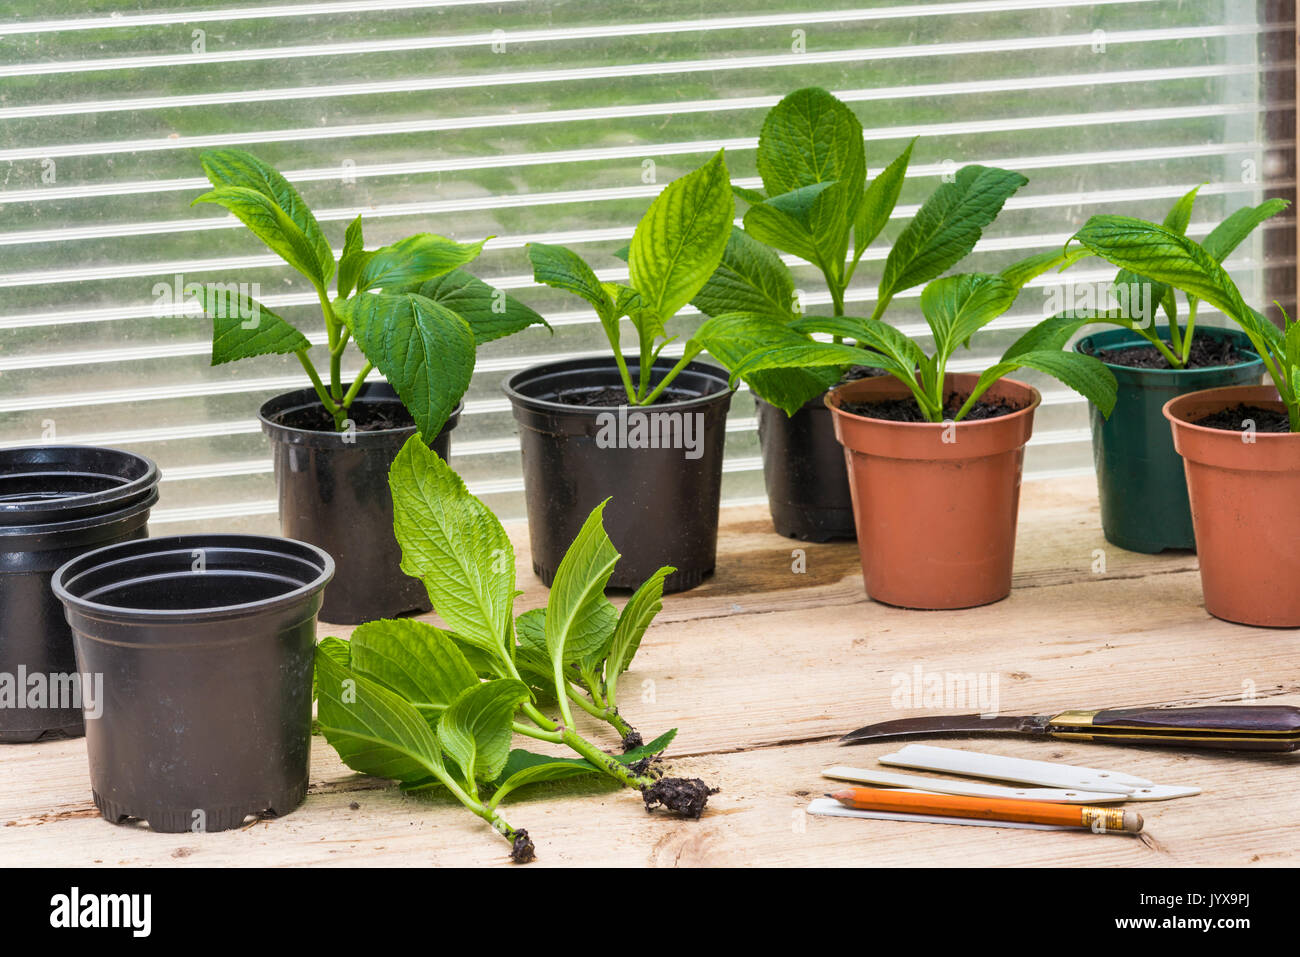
[0,486,159,543]
[52,533,335,625]
[1162,385,1300,471]
[1163,384,1288,430]
[0,445,159,526]
[825,371,1041,459]
[1075,325,1263,377]
[502,354,732,417]
[258,383,463,450]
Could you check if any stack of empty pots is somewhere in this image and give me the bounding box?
[0,446,159,743]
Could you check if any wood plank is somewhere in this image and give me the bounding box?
[353,475,1198,635]
[2,733,1294,867]
[2,475,1296,868]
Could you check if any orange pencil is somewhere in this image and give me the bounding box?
[829,786,1143,833]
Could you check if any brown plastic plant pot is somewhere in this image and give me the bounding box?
[1164,385,1300,628]
[827,372,1041,610]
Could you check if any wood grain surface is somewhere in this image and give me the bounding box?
[2,476,1296,867]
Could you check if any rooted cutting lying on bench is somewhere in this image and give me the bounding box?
[314,438,716,862]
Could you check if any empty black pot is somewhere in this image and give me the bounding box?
[259,383,460,625]
[504,356,732,593]
[52,535,333,833]
[755,394,856,541]
[0,446,159,744]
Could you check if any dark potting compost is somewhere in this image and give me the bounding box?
[271,400,415,433]
[1193,404,1292,433]
[1095,336,1248,370]
[548,384,698,407]
[839,394,1021,422]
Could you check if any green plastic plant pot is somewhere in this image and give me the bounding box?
[1074,326,1263,553]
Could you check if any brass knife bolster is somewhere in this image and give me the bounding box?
[1046,708,1300,744]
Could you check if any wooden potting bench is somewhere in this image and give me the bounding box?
[2,475,1296,867]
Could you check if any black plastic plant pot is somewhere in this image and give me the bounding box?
[0,445,159,526]
[51,535,333,833]
[259,383,460,625]
[0,446,159,744]
[504,356,733,593]
[1075,326,1263,553]
[755,394,856,541]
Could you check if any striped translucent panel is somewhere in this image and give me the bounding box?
[0,0,1294,531]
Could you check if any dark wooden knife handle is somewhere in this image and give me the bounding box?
[1089,706,1300,751]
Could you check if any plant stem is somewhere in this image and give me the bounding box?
[1149,335,1190,369]
[558,727,655,790]
[512,721,563,743]
[295,350,339,414]
[829,280,846,318]
[342,361,374,410]
[829,279,847,344]
[613,350,638,404]
[519,700,560,735]
[1182,300,1199,366]
[315,291,345,404]
[567,684,636,739]
[424,759,524,850]
[636,331,654,402]
[639,346,701,406]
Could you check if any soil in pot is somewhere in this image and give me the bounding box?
[0,446,159,744]
[1094,335,1248,370]
[52,535,333,831]
[756,366,885,543]
[1076,327,1264,554]
[504,356,732,593]
[829,372,1041,610]
[1165,385,1300,627]
[840,393,1020,422]
[260,383,460,625]
[1193,404,1291,432]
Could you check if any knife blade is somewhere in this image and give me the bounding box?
[840,705,1300,752]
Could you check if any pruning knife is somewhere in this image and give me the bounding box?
[840,705,1300,752]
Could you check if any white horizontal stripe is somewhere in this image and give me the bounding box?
[0,216,1285,344]
[4,4,1200,78]
[147,427,1096,499]
[160,459,272,481]
[0,56,1274,203]
[3,60,1284,162]
[2,174,1287,288]
[0,369,369,414]
[1025,465,1097,481]
[0,0,525,35]
[0,420,261,450]
[0,23,1277,120]
[0,249,1275,389]
[0,0,1149,37]
[149,458,1101,524]
[2,134,1283,247]
[150,499,279,523]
